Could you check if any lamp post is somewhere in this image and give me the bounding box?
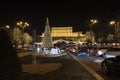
[16,21,30,48]
[110,21,120,44]
[89,19,97,45]
[17,21,29,30]
[5,25,11,39]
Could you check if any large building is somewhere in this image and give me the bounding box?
[40,26,87,43]
[38,18,96,44]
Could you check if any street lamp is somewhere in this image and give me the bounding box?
[1,25,13,43]
[17,21,29,30]
[5,25,10,29]
[109,21,120,44]
[89,19,98,45]
[16,21,30,49]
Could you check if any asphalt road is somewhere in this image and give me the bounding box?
[76,55,120,80]
[18,52,97,80]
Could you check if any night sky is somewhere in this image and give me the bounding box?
[0,1,120,35]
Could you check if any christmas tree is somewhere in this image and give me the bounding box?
[42,18,53,49]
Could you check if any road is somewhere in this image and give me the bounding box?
[18,51,120,80]
[18,52,97,80]
[76,55,120,80]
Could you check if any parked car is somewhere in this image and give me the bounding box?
[101,55,120,76]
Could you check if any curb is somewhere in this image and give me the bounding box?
[69,52,104,80]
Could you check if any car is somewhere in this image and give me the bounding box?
[103,47,120,58]
[101,55,120,76]
[76,48,89,56]
[95,49,105,57]
[105,47,120,54]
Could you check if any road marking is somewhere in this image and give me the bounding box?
[69,52,104,80]
[94,59,104,63]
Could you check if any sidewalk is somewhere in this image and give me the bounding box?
[17,51,98,80]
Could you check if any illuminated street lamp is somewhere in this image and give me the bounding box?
[17,21,29,30]
[110,21,115,25]
[109,20,120,44]
[16,21,30,49]
[90,19,98,24]
[2,25,13,43]
[89,19,98,45]
[5,25,10,29]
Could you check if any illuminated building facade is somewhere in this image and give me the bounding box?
[41,26,86,43]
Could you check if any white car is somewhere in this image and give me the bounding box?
[104,47,120,58]
[95,48,107,57]
[96,50,105,57]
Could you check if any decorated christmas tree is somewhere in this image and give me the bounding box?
[42,18,53,49]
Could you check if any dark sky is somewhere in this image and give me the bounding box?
[0,1,120,34]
